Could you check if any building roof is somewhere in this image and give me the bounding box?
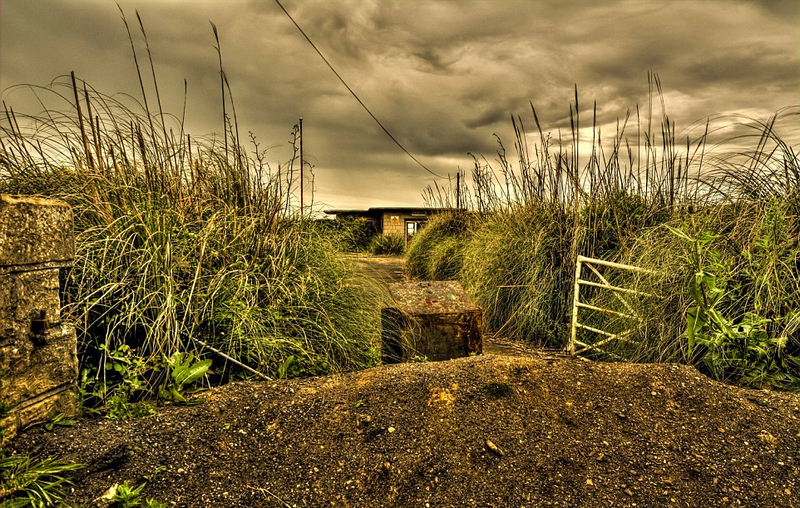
[323,207,458,215]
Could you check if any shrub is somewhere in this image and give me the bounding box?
[369,234,405,255]
[317,217,378,253]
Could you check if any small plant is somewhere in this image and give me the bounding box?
[100,479,166,508]
[81,345,157,419]
[44,413,76,432]
[276,356,295,380]
[159,352,211,404]
[369,235,405,255]
[0,454,84,508]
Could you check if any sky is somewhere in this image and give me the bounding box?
[1,0,799,210]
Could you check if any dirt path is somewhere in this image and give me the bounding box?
[344,253,407,285]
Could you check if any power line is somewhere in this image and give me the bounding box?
[273,0,446,179]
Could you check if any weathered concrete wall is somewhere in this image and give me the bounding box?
[382,281,483,363]
[0,194,78,443]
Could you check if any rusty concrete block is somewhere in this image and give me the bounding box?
[382,281,482,363]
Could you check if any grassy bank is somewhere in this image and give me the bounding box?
[0,29,381,413]
[410,82,800,390]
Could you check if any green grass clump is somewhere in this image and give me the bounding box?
[0,453,84,507]
[405,211,471,280]
[460,203,575,347]
[369,234,405,255]
[0,14,381,405]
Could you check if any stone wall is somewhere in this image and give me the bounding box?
[0,194,78,443]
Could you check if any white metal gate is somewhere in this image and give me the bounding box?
[568,255,656,356]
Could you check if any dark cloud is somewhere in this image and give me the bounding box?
[1,0,798,208]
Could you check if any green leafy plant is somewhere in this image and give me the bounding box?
[159,352,211,404]
[0,454,83,508]
[670,226,800,389]
[44,413,76,432]
[94,345,156,419]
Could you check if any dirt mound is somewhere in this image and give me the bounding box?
[9,355,800,507]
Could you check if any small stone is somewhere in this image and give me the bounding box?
[387,427,396,433]
[486,439,505,457]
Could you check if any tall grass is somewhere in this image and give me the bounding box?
[404,211,471,280]
[412,75,800,389]
[0,14,380,394]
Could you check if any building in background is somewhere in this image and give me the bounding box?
[324,207,451,244]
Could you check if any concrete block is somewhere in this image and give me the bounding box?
[0,194,77,443]
[0,194,74,268]
[382,281,482,363]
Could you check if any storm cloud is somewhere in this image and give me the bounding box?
[1,0,798,208]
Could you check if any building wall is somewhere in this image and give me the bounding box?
[380,211,430,241]
[381,211,406,237]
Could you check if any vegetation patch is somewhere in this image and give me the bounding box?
[412,77,799,391]
[0,15,382,416]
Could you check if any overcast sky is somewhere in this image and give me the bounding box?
[1,0,799,210]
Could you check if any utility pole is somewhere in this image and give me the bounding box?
[299,117,304,216]
[456,171,461,209]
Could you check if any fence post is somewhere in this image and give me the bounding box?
[569,256,582,355]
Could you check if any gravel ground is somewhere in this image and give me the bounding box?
[8,354,800,507]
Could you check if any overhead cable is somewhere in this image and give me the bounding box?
[273,0,445,179]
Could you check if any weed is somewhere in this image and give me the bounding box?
[0,454,83,507]
[44,413,76,432]
[159,352,211,404]
[670,226,800,390]
[99,479,166,508]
